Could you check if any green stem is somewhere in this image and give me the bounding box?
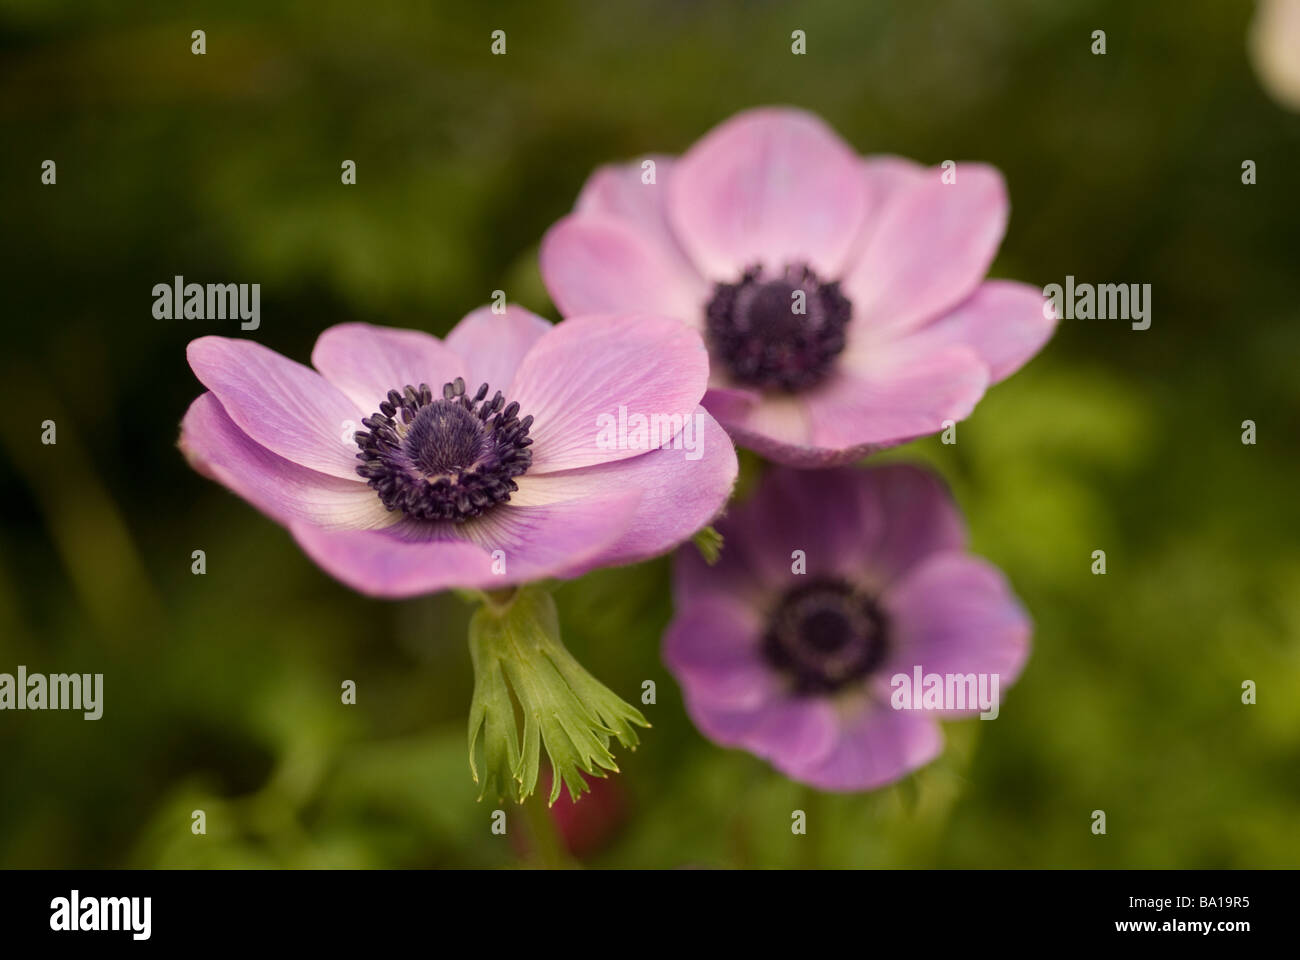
[799,783,823,870]
[520,789,573,869]
[482,586,518,610]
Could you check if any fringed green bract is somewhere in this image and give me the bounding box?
[691,525,724,565]
[467,585,649,805]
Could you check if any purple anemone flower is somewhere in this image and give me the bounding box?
[663,464,1030,792]
[540,107,1058,466]
[180,305,737,597]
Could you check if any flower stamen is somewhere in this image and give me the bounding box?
[762,579,889,695]
[354,376,533,522]
[705,262,851,392]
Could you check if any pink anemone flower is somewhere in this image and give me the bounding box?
[663,464,1030,792]
[180,306,737,597]
[541,107,1057,466]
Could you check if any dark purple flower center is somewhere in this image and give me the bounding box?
[354,377,533,522]
[762,579,889,696]
[705,262,851,392]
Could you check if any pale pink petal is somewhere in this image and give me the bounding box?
[683,694,844,774]
[706,344,987,468]
[291,491,640,597]
[310,322,465,413]
[860,155,928,215]
[180,392,392,531]
[856,464,967,586]
[510,406,737,571]
[803,344,989,461]
[711,466,884,589]
[698,384,760,424]
[673,463,964,603]
[290,523,500,597]
[668,107,869,279]
[444,303,553,393]
[890,280,1057,383]
[540,214,708,323]
[701,390,816,464]
[456,490,643,585]
[745,698,840,772]
[187,336,364,480]
[843,163,1009,342]
[508,313,709,473]
[846,154,928,261]
[672,501,772,613]
[663,595,772,710]
[680,695,773,746]
[782,699,944,792]
[574,154,702,279]
[878,552,1031,703]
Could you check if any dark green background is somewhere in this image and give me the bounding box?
[1,0,1297,868]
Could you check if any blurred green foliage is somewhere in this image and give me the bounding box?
[1,0,1297,868]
